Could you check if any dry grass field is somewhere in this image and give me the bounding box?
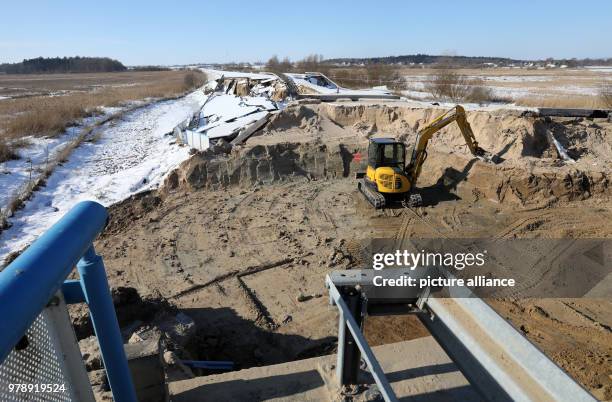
[0,70,205,163]
[0,70,205,148]
[0,70,204,98]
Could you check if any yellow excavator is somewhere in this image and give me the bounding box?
[357,105,496,209]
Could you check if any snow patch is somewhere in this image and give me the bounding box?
[0,91,207,264]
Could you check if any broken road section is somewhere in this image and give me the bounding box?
[175,71,286,151]
[286,72,400,101]
[174,69,403,154]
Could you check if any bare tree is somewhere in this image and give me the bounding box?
[279,57,293,73]
[365,64,404,89]
[426,69,471,101]
[266,55,280,72]
[266,55,292,74]
[425,69,492,104]
[295,54,330,75]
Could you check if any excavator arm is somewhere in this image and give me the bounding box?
[405,105,492,188]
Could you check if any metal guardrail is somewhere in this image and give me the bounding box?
[326,277,398,402]
[0,201,137,402]
[423,296,596,402]
[326,270,597,402]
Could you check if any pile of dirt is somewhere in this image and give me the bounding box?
[318,102,612,167]
[421,152,609,207]
[70,286,173,340]
[469,162,608,206]
[546,117,612,163]
[103,191,163,235]
[162,141,365,192]
[265,104,321,133]
[163,133,608,207]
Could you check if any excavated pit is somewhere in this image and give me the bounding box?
[94,102,611,397]
[164,102,610,207]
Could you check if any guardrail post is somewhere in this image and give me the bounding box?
[336,285,365,388]
[77,245,137,402]
[0,201,108,364]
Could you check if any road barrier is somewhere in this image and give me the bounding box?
[326,270,597,402]
[0,201,137,402]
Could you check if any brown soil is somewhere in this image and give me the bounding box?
[93,102,611,398]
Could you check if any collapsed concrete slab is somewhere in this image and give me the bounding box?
[176,93,278,151]
[286,72,400,101]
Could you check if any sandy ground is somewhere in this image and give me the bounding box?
[92,102,611,399]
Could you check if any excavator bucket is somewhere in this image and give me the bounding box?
[475,148,502,164]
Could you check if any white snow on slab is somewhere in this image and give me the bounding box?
[240,96,277,111]
[0,96,10,101]
[188,91,278,144]
[0,90,207,264]
[286,73,394,96]
[200,95,273,123]
[205,111,269,139]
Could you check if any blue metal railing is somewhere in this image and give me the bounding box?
[0,201,137,402]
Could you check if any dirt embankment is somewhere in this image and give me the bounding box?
[163,103,610,208]
[319,102,612,164]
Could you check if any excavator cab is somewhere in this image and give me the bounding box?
[357,138,412,208]
[368,138,405,169]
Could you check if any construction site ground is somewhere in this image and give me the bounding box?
[93,101,612,400]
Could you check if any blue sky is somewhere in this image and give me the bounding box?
[1,0,611,65]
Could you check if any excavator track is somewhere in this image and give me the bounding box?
[358,179,385,209]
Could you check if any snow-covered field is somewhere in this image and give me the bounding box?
[0,107,124,211]
[402,69,611,102]
[0,90,206,264]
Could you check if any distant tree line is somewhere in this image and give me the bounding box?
[0,57,127,74]
[325,54,518,66]
[130,65,171,72]
[324,54,612,67]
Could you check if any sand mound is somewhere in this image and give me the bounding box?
[319,103,612,167]
[164,140,608,208]
[164,141,358,191]
[161,103,610,207]
[265,105,321,133]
